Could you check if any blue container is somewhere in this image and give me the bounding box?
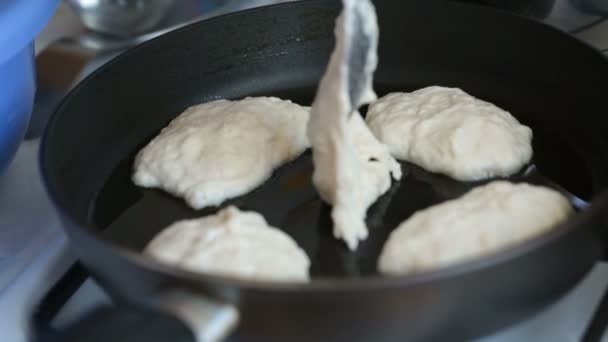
[0,0,60,173]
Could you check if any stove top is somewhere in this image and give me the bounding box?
[1,1,608,341]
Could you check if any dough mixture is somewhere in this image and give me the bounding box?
[366,86,533,181]
[307,0,401,250]
[378,181,573,275]
[145,206,310,282]
[133,97,310,209]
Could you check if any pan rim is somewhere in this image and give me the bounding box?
[40,0,608,293]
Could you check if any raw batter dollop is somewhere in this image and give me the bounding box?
[133,97,310,209]
[378,181,573,275]
[145,206,310,282]
[307,0,401,250]
[366,86,533,181]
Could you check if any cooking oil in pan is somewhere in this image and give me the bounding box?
[92,131,591,279]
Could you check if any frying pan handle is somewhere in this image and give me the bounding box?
[42,306,196,342]
[40,291,238,342]
[158,290,239,342]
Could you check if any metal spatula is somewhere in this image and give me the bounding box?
[346,1,375,114]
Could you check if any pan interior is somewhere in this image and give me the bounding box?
[42,0,608,281]
[91,80,594,279]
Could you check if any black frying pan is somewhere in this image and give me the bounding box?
[39,0,608,341]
